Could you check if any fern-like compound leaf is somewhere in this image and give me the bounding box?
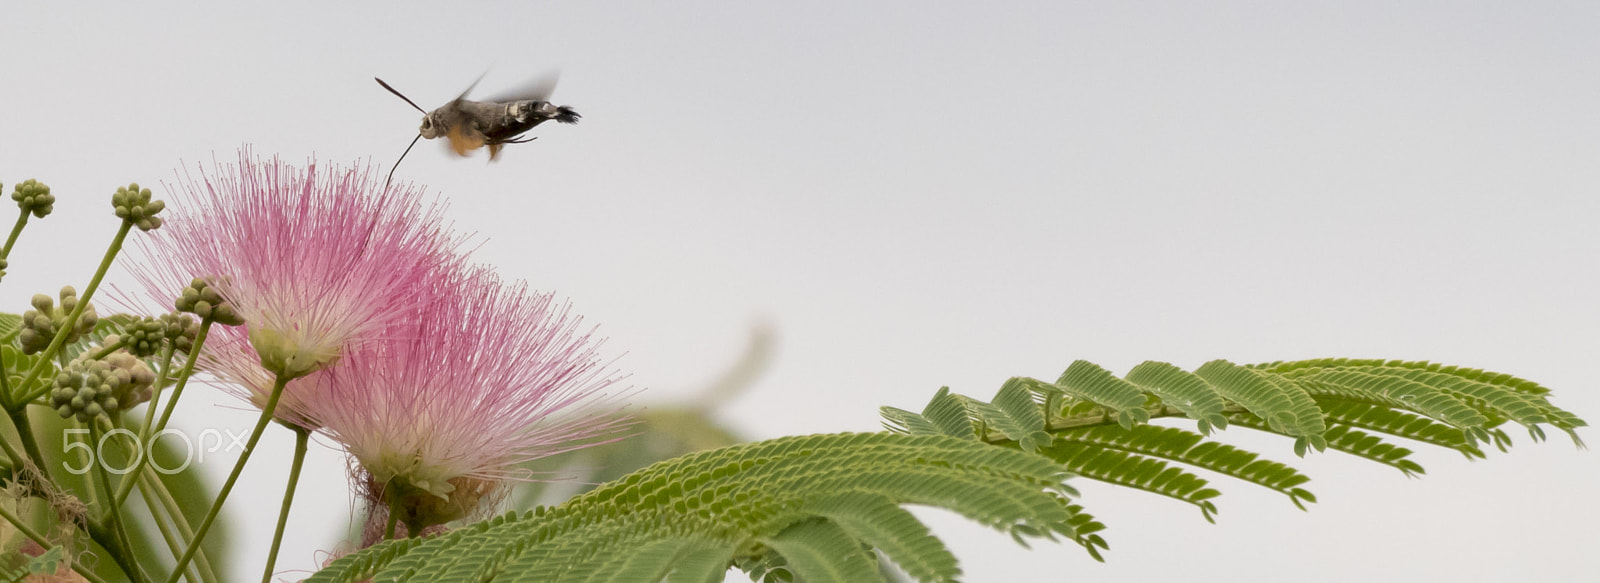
[309,432,1086,583]
[308,357,1584,582]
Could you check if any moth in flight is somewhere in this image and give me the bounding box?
[376,71,580,186]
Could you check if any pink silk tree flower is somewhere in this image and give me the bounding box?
[294,266,632,533]
[127,148,462,383]
[197,327,334,431]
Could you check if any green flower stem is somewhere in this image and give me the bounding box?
[115,317,213,507]
[153,318,212,435]
[85,336,130,361]
[165,373,291,583]
[13,222,134,408]
[4,406,51,485]
[0,344,14,412]
[983,403,1255,445]
[134,344,179,446]
[73,425,101,511]
[85,509,149,583]
[261,425,310,583]
[137,478,199,583]
[89,421,144,583]
[137,469,218,583]
[1,209,29,258]
[103,415,219,583]
[383,497,400,540]
[140,344,179,427]
[0,500,112,583]
[0,416,34,482]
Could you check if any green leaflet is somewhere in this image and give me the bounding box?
[802,492,959,582]
[1039,438,1222,522]
[1314,399,1485,459]
[1195,360,1327,454]
[881,405,942,436]
[923,387,977,439]
[1052,361,1151,430]
[1225,412,1426,477]
[1057,425,1315,510]
[762,519,883,582]
[994,378,1053,451]
[0,312,21,344]
[1125,361,1229,434]
[1294,371,1490,432]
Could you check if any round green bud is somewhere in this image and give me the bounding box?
[118,316,168,357]
[159,312,199,353]
[174,276,247,326]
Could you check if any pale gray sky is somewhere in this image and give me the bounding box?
[3,2,1596,581]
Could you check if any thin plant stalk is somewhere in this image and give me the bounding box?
[137,470,215,583]
[383,499,399,541]
[13,222,133,407]
[165,373,291,583]
[107,414,220,583]
[89,421,145,583]
[115,317,213,507]
[4,406,51,482]
[2,209,31,258]
[261,425,309,583]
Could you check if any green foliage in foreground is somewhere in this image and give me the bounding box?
[309,358,1584,583]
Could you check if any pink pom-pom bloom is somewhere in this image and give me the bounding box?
[293,267,631,529]
[128,149,461,403]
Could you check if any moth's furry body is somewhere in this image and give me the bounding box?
[422,97,581,159]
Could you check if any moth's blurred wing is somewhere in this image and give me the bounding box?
[486,70,560,103]
[454,70,490,102]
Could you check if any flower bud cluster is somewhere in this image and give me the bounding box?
[160,312,200,353]
[112,182,164,232]
[12,179,56,218]
[107,316,169,358]
[18,286,99,355]
[50,352,156,422]
[175,277,245,326]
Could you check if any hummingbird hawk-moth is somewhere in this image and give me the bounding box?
[376,71,581,186]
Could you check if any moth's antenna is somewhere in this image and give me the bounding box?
[385,133,423,190]
[375,77,427,114]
